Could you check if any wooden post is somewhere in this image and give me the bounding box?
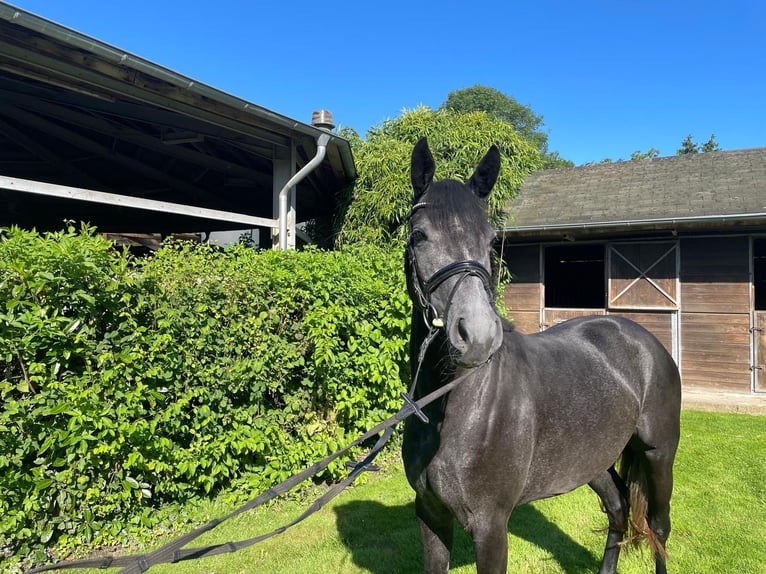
[272,143,296,249]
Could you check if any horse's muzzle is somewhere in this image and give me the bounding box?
[447,306,503,367]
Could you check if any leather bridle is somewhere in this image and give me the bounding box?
[407,202,495,330]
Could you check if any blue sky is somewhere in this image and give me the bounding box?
[10,0,766,165]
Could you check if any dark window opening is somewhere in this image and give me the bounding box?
[754,239,766,310]
[545,244,605,308]
[504,245,540,283]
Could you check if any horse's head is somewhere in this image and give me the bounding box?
[406,137,503,367]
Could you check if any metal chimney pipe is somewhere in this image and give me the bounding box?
[311,109,335,131]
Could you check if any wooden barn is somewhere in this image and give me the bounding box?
[501,147,766,395]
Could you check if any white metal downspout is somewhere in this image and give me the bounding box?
[278,132,331,250]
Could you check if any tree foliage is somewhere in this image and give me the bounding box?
[596,134,722,164]
[335,106,542,247]
[677,134,720,155]
[630,148,660,161]
[677,134,699,155]
[442,85,544,148]
[441,85,573,169]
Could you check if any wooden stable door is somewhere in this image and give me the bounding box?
[607,242,678,361]
[753,312,766,392]
[608,242,678,310]
[680,237,751,392]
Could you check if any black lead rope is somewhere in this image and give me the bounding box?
[25,327,471,574]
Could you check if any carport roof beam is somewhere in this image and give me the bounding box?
[0,175,277,229]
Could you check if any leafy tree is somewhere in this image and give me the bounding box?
[442,85,544,144]
[677,134,699,155]
[593,134,722,164]
[630,148,660,161]
[701,134,721,153]
[539,150,573,169]
[441,85,572,169]
[677,134,720,155]
[333,106,542,247]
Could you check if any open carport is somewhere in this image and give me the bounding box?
[0,2,356,248]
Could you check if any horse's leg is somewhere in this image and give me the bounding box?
[633,402,678,574]
[416,494,454,574]
[470,511,510,574]
[643,448,675,574]
[588,466,629,574]
[634,383,679,574]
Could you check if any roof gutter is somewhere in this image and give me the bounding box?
[278,132,331,250]
[502,211,766,237]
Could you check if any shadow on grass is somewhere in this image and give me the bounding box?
[334,500,600,573]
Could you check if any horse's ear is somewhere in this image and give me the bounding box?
[411,138,435,201]
[467,145,501,199]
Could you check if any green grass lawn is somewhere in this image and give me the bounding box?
[35,410,766,573]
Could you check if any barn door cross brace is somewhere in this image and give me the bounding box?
[610,244,678,306]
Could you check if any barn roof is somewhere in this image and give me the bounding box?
[0,2,356,236]
[503,147,766,242]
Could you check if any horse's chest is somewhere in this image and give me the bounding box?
[404,400,531,503]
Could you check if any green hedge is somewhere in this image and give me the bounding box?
[0,226,410,569]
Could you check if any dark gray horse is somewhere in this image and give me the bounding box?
[402,138,681,574]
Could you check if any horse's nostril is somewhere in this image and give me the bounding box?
[457,318,470,345]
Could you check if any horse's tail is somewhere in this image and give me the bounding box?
[619,449,668,559]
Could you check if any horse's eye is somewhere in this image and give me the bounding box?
[410,229,427,245]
